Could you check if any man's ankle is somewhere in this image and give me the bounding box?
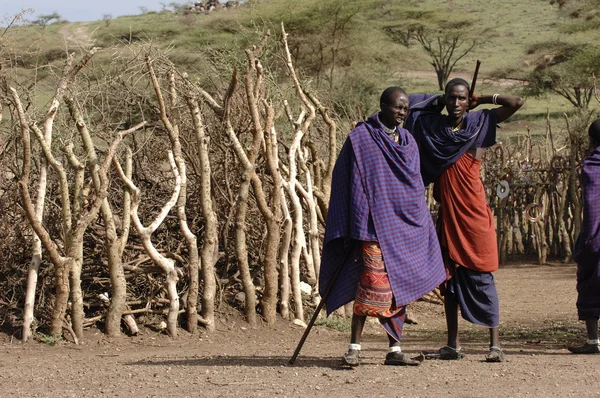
[586,339,600,345]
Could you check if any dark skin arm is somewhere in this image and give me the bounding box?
[470,94,524,123]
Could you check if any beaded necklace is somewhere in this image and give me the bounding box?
[383,125,399,143]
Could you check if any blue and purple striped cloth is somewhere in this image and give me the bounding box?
[404,94,497,186]
[574,146,600,319]
[319,113,446,315]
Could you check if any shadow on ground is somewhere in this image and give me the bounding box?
[126,355,351,369]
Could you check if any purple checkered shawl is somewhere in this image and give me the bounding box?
[404,94,497,186]
[319,113,446,314]
[574,146,600,282]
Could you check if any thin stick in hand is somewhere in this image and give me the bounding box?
[470,59,481,98]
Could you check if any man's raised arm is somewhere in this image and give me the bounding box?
[470,93,524,123]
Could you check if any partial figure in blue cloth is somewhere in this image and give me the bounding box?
[568,119,600,355]
[318,87,446,367]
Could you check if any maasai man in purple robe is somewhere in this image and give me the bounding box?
[568,119,600,354]
[319,87,446,367]
[404,78,523,363]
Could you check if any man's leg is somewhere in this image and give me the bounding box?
[444,291,460,349]
[585,316,599,341]
[382,325,422,366]
[424,290,464,360]
[485,326,505,362]
[342,314,366,366]
[489,326,500,348]
[388,333,401,348]
[350,314,366,344]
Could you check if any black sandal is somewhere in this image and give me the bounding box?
[384,351,424,366]
[424,345,465,360]
[567,342,600,354]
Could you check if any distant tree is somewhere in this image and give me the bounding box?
[385,8,492,90]
[277,0,363,90]
[513,0,600,109]
[32,12,61,26]
[162,2,192,12]
[102,14,112,27]
[138,6,150,15]
[521,42,600,109]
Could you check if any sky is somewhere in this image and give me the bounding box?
[1,0,170,23]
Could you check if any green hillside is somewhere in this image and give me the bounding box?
[2,0,599,134]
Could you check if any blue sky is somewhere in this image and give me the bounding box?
[1,0,170,23]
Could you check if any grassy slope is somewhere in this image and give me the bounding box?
[2,0,598,136]
[396,0,576,136]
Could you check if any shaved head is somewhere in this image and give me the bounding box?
[444,78,470,96]
[380,87,407,106]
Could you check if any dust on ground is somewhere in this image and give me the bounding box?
[1,262,599,398]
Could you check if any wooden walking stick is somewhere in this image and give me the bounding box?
[288,258,347,365]
[470,59,482,98]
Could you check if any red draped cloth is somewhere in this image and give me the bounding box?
[438,152,498,273]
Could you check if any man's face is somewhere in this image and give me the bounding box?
[380,92,409,127]
[444,84,469,124]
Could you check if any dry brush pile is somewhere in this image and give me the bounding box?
[0,26,339,341]
[0,23,595,343]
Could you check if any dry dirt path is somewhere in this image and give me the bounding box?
[1,263,599,397]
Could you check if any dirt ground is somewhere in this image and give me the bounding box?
[1,262,599,398]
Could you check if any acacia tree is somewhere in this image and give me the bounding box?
[520,0,600,109]
[521,42,600,110]
[386,9,490,90]
[273,0,362,90]
[32,12,62,26]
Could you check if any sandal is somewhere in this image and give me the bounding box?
[485,346,505,363]
[424,345,465,360]
[567,342,600,354]
[342,349,360,367]
[384,351,424,366]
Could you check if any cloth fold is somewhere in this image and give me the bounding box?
[446,265,500,327]
[574,146,600,319]
[319,113,446,314]
[438,152,498,273]
[404,93,497,186]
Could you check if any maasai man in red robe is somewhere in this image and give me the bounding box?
[568,119,600,354]
[320,87,446,367]
[404,79,523,363]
